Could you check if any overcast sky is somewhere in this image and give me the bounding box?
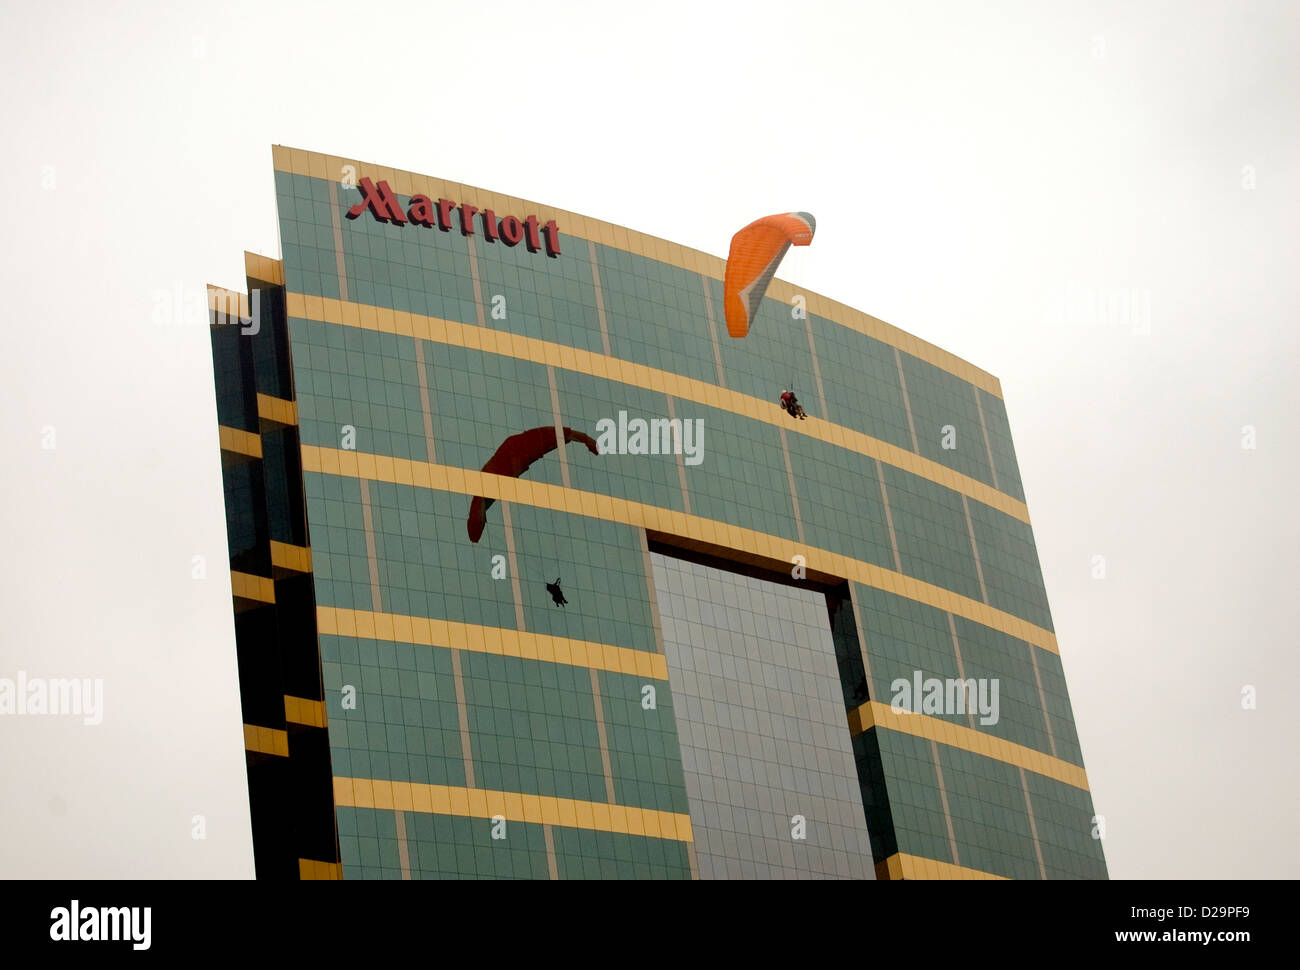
[1,0,1295,879]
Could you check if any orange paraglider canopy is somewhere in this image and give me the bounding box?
[723,212,815,338]
[467,426,600,542]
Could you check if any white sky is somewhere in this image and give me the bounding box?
[1,0,1296,879]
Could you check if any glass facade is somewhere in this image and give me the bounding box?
[208,147,1107,880]
[650,553,876,879]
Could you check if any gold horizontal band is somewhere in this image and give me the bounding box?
[303,446,1057,654]
[269,540,312,573]
[298,858,342,880]
[257,393,298,426]
[851,701,1088,790]
[231,570,275,604]
[318,606,668,680]
[333,776,694,843]
[218,425,261,459]
[283,292,1026,523]
[876,852,1008,880]
[244,723,288,756]
[285,694,327,728]
[207,284,250,319]
[272,145,1002,397]
[245,251,284,286]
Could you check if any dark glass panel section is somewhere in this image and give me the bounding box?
[222,459,271,576]
[276,574,321,701]
[210,319,258,432]
[249,285,293,400]
[245,758,298,880]
[285,725,338,865]
[827,583,870,709]
[262,426,308,546]
[233,604,284,728]
[852,729,899,863]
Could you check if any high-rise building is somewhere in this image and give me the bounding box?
[208,146,1107,880]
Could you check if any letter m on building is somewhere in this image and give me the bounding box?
[347,178,408,224]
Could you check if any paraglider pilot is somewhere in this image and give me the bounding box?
[779,389,806,420]
[545,578,568,607]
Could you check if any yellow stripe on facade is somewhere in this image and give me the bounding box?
[244,723,289,757]
[231,570,275,604]
[333,777,695,844]
[283,292,1027,523]
[285,695,327,728]
[298,859,342,880]
[218,425,262,458]
[207,284,251,319]
[269,540,312,573]
[272,145,1002,398]
[849,701,1089,791]
[303,447,1058,654]
[245,251,284,286]
[257,393,298,426]
[317,606,669,681]
[875,852,1008,880]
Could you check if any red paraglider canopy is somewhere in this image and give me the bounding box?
[467,426,600,542]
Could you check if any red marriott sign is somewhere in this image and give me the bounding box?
[347,178,560,257]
